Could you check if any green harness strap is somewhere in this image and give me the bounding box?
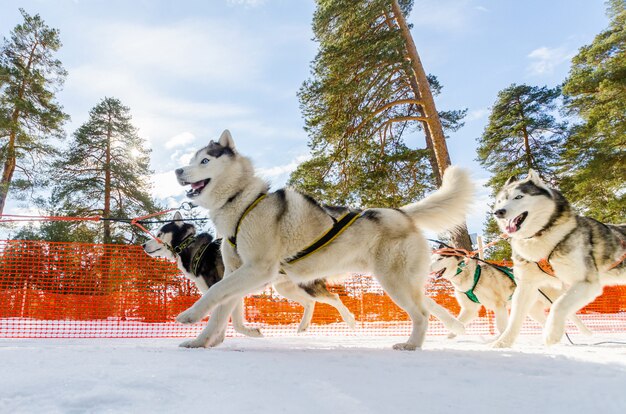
[456,262,516,304]
[462,264,482,304]
[492,265,515,285]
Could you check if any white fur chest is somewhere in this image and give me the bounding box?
[511,219,577,262]
[176,256,209,293]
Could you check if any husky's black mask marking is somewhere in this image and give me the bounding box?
[205,141,235,158]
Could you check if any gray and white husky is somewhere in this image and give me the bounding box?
[490,170,625,347]
[430,248,592,338]
[143,211,356,334]
[173,130,472,350]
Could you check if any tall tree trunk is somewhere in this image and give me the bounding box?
[0,41,39,216]
[103,115,112,244]
[0,120,18,216]
[391,0,450,181]
[515,96,534,170]
[391,0,473,250]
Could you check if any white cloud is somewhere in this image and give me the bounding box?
[527,46,574,76]
[64,65,253,154]
[86,20,266,83]
[466,176,493,235]
[256,154,310,187]
[165,132,196,150]
[170,150,197,166]
[151,170,185,200]
[227,0,266,7]
[466,108,489,122]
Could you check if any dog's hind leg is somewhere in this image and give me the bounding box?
[296,303,315,333]
[272,279,316,333]
[374,265,429,350]
[230,299,263,338]
[544,280,602,345]
[493,304,509,335]
[304,288,357,330]
[569,314,593,336]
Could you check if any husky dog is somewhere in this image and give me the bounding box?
[143,211,357,334]
[490,170,625,347]
[430,248,592,338]
[172,130,471,350]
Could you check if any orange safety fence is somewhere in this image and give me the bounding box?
[1,239,625,339]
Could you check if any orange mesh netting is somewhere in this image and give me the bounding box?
[1,239,624,338]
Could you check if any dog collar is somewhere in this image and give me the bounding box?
[167,234,197,256]
[227,193,268,249]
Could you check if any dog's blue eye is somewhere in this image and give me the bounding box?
[514,195,523,200]
[201,158,209,164]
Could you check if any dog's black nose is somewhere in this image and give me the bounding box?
[175,168,184,176]
[494,209,506,218]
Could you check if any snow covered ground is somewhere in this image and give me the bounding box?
[2,334,626,414]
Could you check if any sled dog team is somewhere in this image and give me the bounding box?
[143,129,626,350]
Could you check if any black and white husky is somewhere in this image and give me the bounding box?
[143,211,357,334]
[172,130,471,350]
[491,170,625,347]
[430,248,592,338]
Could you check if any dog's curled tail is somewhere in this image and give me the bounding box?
[400,166,474,233]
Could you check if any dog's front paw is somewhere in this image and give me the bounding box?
[242,327,264,338]
[179,338,209,348]
[447,332,458,339]
[344,313,357,330]
[544,323,564,346]
[392,342,419,351]
[491,336,513,349]
[176,308,202,324]
[448,319,466,336]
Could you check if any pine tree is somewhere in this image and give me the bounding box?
[477,84,566,191]
[0,9,68,215]
[289,0,471,248]
[560,0,626,222]
[477,84,567,259]
[51,97,161,244]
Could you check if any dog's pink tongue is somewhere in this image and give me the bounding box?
[506,220,517,234]
[191,181,204,190]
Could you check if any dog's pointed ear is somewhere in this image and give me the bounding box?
[173,211,183,225]
[526,169,548,188]
[218,129,235,150]
[504,175,517,186]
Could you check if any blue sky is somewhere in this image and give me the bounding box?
[0,0,609,235]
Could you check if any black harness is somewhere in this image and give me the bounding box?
[164,234,212,276]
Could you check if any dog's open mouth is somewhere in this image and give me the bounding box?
[506,211,528,234]
[185,179,210,198]
[431,268,446,279]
